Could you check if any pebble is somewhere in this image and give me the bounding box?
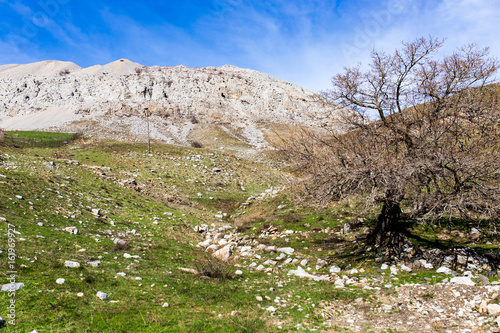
[56,278,65,284]
[64,260,80,268]
[162,303,169,308]
[96,291,109,300]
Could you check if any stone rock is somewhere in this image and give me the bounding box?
[206,244,219,253]
[401,264,412,272]
[329,265,341,273]
[277,247,294,255]
[87,260,101,267]
[213,245,232,261]
[266,306,276,312]
[334,279,345,288]
[96,291,109,300]
[113,238,127,246]
[64,226,79,234]
[256,296,263,302]
[235,270,243,275]
[162,303,169,308]
[450,276,475,286]
[487,304,500,317]
[479,274,490,286]
[300,259,308,266]
[343,222,352,233]
[64,260,80,268]
[287,266,327,281]
[1,282,24,291]
[56,278,65,284]
[37,222,44,226]
[436,266,453,275]
[231,311,241,316]
[381,264,389,270]
[256,265,265,271]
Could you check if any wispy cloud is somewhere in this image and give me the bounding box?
[0,0,498,92]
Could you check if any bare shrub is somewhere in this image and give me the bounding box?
[193,252,233,280]
[191,141,203,148]
[190,115,199,124]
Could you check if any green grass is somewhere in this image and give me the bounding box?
[1,131,79,148]
[0,133,498,332]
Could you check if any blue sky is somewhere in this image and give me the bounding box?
[0,0,499,92]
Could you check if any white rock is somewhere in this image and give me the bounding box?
[266,306,276,312]
[162,303,169,308]
[287,266,327,281]
[256,296,263,301]
[436,266,453,275]
[450,276,475,286]
[300,259,308,266]
[1,282,24,291]
[116,272,126,276]
[96,291,109,300]
[277,247,294,255]
[213,245,232,261]
[64,260,80,268]
[381,264,389,270]
[401,264,412,272]
[329,266,341,273]
[64,226,79,234]
[334,279,345,288]
[235,270,243,275]
[56,278,65,284]
[487,304,500,317]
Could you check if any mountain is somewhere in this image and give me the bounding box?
[0,59,340,149]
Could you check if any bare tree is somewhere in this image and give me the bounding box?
[284,38,500,248]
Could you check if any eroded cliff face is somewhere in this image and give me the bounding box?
[0,59,339,148]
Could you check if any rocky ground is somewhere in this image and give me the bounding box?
[193,222,500,332]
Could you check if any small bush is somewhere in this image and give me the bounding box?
[191,141,203,148]
[194,252,233,280]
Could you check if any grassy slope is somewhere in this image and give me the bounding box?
[1,137,498,332]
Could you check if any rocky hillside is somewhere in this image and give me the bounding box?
[0,59,339,148]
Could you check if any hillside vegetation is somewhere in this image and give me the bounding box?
[1,135,500,332]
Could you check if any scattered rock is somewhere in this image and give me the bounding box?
[436,266,453,275]
[266,306,276,312]
[231,311,241,316]
[329,265,341,273]
[178,267,199,275]
[64,260,80,268]
[56,278,65,284]
[449,276,475,286]
[287,266,327,281]
[1,282,25,291]
[213,245,232,261]
[96,291,109,300]
[277,247,294,255]
[487,304,500,317]
[162,303,169,308]
[64,226,79,234]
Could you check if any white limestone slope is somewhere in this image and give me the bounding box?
[0,59,340,147]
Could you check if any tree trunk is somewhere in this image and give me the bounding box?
[368,201,405,248]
